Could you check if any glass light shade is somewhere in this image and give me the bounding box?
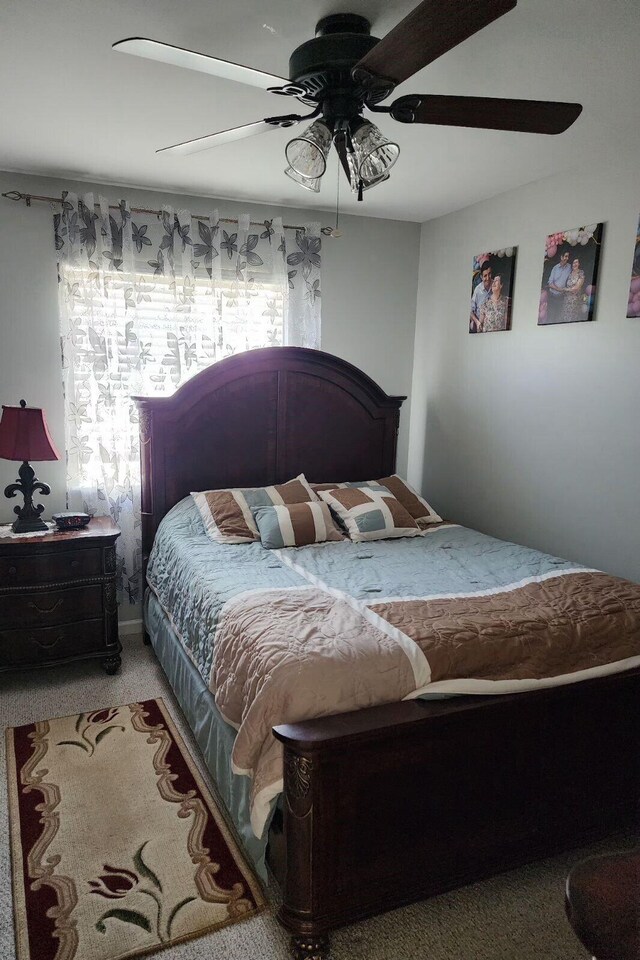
[350,120,400,183]
[344,146,390,194]
[361,172,390,191]
[285,120,332,179]
[284,166,321,193]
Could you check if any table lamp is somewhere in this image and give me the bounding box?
[0,400,60,533]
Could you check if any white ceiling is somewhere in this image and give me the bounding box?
[0,0,638,222]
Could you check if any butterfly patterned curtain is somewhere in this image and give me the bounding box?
[54,192,321,605]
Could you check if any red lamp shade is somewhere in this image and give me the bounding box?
[0,401,60,462]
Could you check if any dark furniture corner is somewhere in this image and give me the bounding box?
[566,849,640,960]
[0,517,122,675]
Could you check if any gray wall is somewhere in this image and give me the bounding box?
[408,157,640,582]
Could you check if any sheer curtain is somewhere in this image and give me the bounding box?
[54,192,321,604]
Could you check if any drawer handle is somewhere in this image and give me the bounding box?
[28,599,63,615]
[30,634,63,649]
[71,560,80,569]
[8,566,16,575]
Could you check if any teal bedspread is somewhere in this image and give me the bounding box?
[147,495,583,688]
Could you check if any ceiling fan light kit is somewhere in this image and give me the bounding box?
[114,0,583,202]
[350,118,400,184]
[285,119,333,180]
[284,165,322,193]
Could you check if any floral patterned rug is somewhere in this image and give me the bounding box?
[6,698,265,960]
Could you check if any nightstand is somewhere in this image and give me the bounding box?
[0,517,122,675]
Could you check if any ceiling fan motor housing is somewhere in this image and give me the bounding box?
[287,14,390,115]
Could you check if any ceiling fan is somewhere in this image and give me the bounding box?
[113,0,582,201]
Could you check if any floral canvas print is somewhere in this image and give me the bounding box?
[626,215,640,318]
[469,247,517,333]
[538,223,603,325]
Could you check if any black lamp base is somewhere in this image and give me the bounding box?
[11,514,49,534]
[5,461,51,534]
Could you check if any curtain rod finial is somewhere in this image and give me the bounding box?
[2,191,23,202]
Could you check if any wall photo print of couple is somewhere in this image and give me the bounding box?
[469,222,606,334]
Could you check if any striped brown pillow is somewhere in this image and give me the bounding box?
[311,475,441,528]
[252,501,344,549]
[192,474,318,543]
[318,485,421,542]
[376,475,442,528]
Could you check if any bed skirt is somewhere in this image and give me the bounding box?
[144,589,275,880]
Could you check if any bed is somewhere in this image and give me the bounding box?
[135,346,640,960]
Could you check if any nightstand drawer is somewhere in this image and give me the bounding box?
[0,619,106,667]
[0,547,104,587]
[0,584,103,629]
[0,517,121,676]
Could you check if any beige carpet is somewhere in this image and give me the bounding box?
[1,634,633,960]
[7,697,265,960]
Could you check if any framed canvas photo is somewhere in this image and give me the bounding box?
[469,247,517,334]
[626,214,640,318]
[538,223,603,325]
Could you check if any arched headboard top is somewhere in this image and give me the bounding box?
[135,346,404,419]
[134,347,405,558]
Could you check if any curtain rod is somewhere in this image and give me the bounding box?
[2,190,332,235]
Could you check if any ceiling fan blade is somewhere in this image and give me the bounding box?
[354,0,517,88]
[157,118,297,157]
[390,94,582,134]
[113,38,288,91]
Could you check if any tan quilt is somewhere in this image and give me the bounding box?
[210,567,640,838]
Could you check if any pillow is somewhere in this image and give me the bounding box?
[192,474,317,543]
[252,501,344,549]
[375,475,442,528]
[311,475,441,529]
[318,485,421,542]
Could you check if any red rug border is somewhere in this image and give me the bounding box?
[6,696,267,960]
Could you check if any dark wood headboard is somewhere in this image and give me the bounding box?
[133,346,405,562]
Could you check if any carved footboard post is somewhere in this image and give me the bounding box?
[276,744,331,960]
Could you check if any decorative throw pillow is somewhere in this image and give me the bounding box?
[318,485,421,542]
[192,474,317,543]
[312,475,441,528]
[375,475,442,528]
[252,501,344,549]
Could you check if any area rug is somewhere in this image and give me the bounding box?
[6,697,266,960]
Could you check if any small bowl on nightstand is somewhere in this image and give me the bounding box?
[52,512,91,531]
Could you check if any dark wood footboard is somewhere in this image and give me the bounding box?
[270,668,640,952]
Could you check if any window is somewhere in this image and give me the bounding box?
[55,197,320,603]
